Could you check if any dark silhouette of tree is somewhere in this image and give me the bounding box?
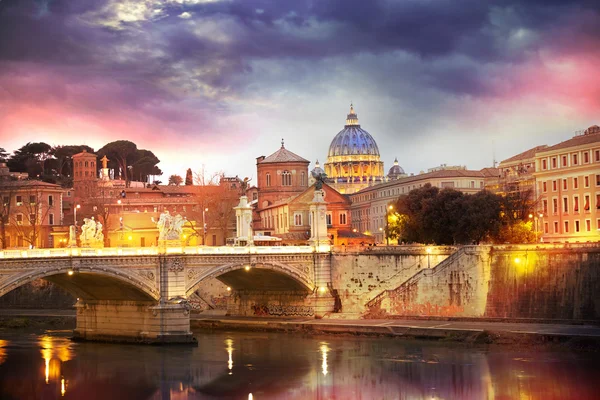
[7,142,52,177]
[97,141,137,186]
[168,174,183,186]
[0,147,9,163]
[185,168,193,185]
[131,149,162,183]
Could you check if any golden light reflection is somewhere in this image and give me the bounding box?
[39,336,73,385]
[248,394,253,400]
[320,342,330,376]
[0,339,7,366]
[225,338,234,374]
[61,378,66,396]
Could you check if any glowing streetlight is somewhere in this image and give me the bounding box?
[385,204,394,245]
[203,207,209,246]
[74,204,81,226]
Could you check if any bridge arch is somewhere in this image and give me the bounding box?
[0,264,159,302]
[186,261,315,297]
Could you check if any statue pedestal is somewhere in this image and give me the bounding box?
[309,190,329,248]
[234,196,254,246]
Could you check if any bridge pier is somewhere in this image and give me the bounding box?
[73,300,195,344]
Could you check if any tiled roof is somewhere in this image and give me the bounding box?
[540,130,600,153]
[479,167,500,177]
[500,145,548,164]
[0,180,63,190]
[260,146,309,164]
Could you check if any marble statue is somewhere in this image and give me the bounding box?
[153,211,187,241]
[79,217,104,247]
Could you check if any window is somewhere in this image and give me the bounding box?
[543,200,548,214]
[91,161,95,168]
[281,171,291,186]
[543,182,547,192]
[562,155,567,167]
[585,176,590,188]
[574,177,578,189]
[573,154,578,165]
[596,174,600,186]
[470,181,475,188]
[597,194,600,210]
[554,221,558,233]
[563,179,567,190]
[48,195,54,207]
[584,195,590,211]
[563,197,568,213]
[29,195,36,204]
[552,158,557,168]
[16,195,22,206]
[584,152,589,163]
[575,220,580,232]
[596,150,600,162]
[29,213,36,224]
[542,159,547,170]
[552,181,557,191]
[16,214,23,224]
[266,173,271,187]
[294,212,302,226]
[49,214,54,225]
[67,191,71,197]
[574,196,579,212]
[300,172,306,186]
[326,212,332,226]
[544,222,549,234]
[564,221,569,233]
[553,198,558,214]
[339,212,347,225]
[586,220,591,232]
[85,161,88,167]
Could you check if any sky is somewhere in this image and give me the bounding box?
[1,0,599,180]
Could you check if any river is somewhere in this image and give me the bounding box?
[0,329,598,399]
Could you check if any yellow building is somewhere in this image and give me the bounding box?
[534,125,600,243]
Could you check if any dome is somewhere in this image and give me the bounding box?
[584,125,600,135]
[311,159,325,176]
[387,158,406,179]
[327,105,380,158]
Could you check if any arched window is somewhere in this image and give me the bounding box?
[266,173,271,187]
[91,162,95,168]
[85,161,88,167]
[79,161,83,167]
[282,171,291,186]
[300,172,306,186]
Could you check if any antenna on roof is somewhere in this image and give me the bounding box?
[492,140,497,168]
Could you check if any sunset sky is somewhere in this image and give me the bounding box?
[1,0,599,180]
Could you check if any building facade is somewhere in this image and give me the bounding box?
[350,167,495,243]
[534,125,600,243]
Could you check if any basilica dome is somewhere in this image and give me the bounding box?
[387,158,406,180]
[324,105,385,194]
[327,106,381,157]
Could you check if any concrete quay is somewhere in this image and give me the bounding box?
[190,315,600,344]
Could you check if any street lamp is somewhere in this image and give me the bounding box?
[117,199,124,242]
[74,204,81,227]
[202,207,208,246]
[385,204,393,245]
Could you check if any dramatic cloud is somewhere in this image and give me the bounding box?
[0,0,599,177]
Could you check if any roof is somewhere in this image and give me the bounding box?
[259,145,309,164]
[0,180,63,191]
[539,128,600,153]
[500,145,548,164]
[479,167,500,178]
[337,230,372,239]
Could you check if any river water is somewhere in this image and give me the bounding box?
[0,329,598,400]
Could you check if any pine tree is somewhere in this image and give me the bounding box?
[185,168,193,185]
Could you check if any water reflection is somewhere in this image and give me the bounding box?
[0,331,597,399]
[0,340,7,365]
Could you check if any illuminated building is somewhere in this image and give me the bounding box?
[534,125,600,242]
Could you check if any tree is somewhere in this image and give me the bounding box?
[0,182,16,249]
[456,190,503,244]
[131,149,162,183]
[97,141,138,186]
[9,185,53,248]
[0,147,9,163]
[168,175,183,186]
[49,145,94,187]
[7,142,52,177]
[185,168,193,186]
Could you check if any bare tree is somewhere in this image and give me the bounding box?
[10,186,53,248]
[0,182,15,249]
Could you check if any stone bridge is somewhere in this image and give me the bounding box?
[0,246,334,344]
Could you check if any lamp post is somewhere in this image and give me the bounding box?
[74,204,81,227]
[117,199,124,242]
[385,204,393,245]
[202,207,208,246]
